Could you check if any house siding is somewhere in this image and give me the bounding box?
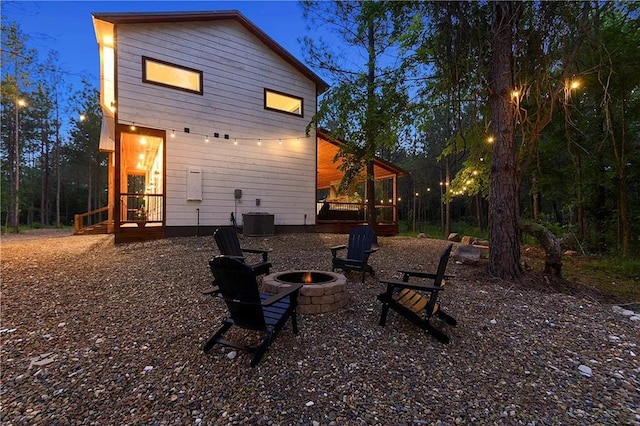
[115,20,317,227]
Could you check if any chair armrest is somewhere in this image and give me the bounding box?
[241,248,272,262]
[365,247,379,255]
[262,283,303,306]
[379,279,445,293]
[398,270,455,279]
[330,245,347,257]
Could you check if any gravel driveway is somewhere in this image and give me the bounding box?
[1,230,638,425]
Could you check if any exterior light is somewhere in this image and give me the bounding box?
[170,130,175,138]
[487,136,495,144]
[511,90,520,99]
[79,113,86,121]
[130,123,136,131]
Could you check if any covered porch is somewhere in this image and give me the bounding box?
[316,130,408,236]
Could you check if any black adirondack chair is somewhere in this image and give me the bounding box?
[214,227,272,276]
[377,244,457,343]
[330,225,378,283]
[204,255,302,366]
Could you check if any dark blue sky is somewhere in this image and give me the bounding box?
[3,1,312,93]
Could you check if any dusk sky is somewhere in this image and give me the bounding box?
[3,1,313,94]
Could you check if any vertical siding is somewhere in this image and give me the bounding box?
[115,20,317,227]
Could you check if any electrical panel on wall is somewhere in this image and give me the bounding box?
[186,167,202,201]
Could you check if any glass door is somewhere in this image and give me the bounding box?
[120,132,164,227]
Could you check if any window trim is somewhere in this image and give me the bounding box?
[142,56,203,95]
[264,88,304,118]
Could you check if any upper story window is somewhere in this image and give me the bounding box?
[142,56,203,95]
[264,88,303,117]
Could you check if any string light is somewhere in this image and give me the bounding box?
[121,120,312,145]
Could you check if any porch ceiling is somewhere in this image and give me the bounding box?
[317,136,407,189]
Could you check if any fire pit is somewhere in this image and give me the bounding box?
[262,270,348,314]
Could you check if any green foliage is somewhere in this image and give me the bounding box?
[1,19,105,229]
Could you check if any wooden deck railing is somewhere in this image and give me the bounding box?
[74,206,110,234]
[119,193,164,225]
[317,201,396,223]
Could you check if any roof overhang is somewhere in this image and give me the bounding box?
[317,128,409,189]
[91,10,329,94]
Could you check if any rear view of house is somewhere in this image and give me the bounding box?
[90,10,327,242]
[81,10,406,242]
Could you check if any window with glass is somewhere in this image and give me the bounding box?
[142,56,203,95]
[264,88,303,117]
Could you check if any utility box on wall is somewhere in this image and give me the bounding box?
[186,167,202,201]
[243,212,274,236]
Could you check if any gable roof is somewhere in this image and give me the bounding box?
[92,10,329,94]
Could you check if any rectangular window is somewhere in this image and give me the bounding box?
[142,56,203,95]
[264,88,303,117]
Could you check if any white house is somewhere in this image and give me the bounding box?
[85,10,405,243]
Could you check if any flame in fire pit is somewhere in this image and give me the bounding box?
[302,272,313,284]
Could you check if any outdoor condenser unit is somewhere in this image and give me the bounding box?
[243,212,274,236]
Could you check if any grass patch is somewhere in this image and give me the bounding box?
[562,255,640,303]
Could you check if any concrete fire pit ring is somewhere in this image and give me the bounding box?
[262,270,348,314]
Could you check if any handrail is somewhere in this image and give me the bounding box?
[317,201,396,223]
[74,206,110,234]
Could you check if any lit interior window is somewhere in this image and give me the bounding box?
[265,89,303,117]
[143,56,203,95]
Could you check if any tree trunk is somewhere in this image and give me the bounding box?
[475,192,484,231]
[488,2,522,280]
[532,175,540,220]
[444,161,451,238]
[364,17,377,234]
[55,113,61,228]
[521,221,564,277]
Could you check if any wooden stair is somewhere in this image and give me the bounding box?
[75,221,111,235]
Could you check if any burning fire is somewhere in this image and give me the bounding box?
[302,272,313,284]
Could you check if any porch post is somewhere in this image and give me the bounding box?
[393,174,397,224]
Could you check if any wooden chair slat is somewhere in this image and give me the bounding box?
[203,255,302,366]
[377,244,457,344]
[330,225,377,283]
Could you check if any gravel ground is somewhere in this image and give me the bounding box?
[1,229,639,425]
